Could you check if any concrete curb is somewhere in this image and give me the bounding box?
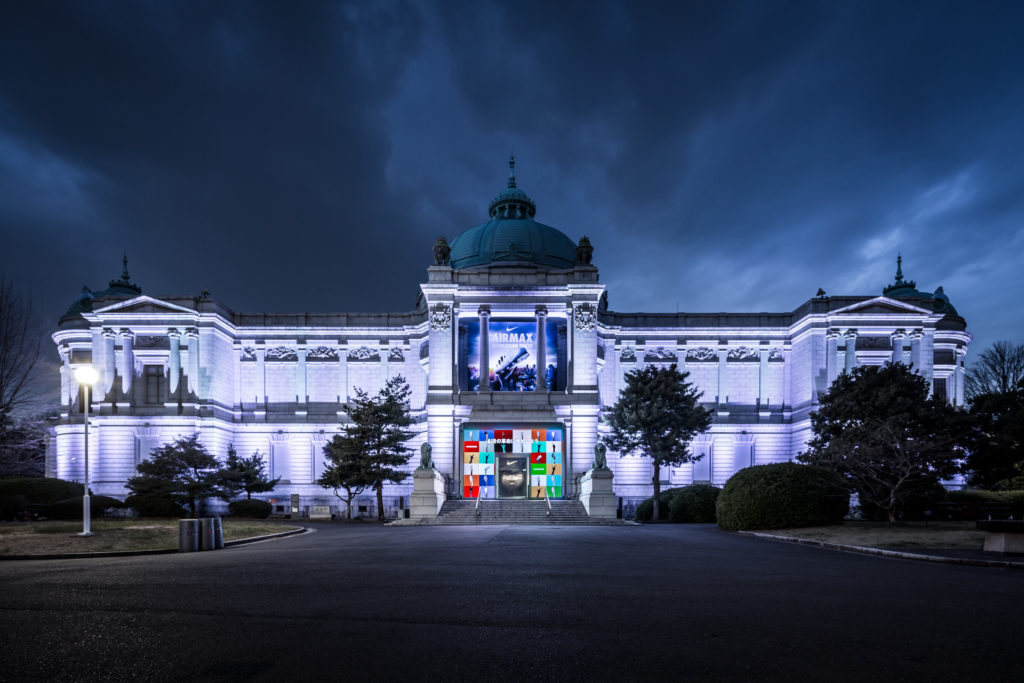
[739,531,1024,569]
[0,525,309,561]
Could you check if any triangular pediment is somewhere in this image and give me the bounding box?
[92,295,197,316]
[831,296,932,316]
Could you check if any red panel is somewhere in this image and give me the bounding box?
[464,441,479,452]
[530,453,546,464]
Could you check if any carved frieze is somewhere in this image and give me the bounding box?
[620,346,636,362]
[574,303,596,332]
[348,346,381,362]
[265,345,297,361]
[768,347,785,362]
[388,347,405,362]
[857,336,891,350]
[727,346,760,361]
[429,305,452,333]
[307,345,339,361]
[686,346,717,362]
[241,346,257,362]
[135,336,167,349]
[644,346,678,363]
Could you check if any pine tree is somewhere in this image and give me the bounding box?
[220,445,280,500]
[126,434,221,518]
[334,376,416,521]
[603,365,713,521]
[318,436,373,520]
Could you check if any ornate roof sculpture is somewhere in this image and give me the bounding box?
[62,253,142,320]
[448,155,578,270]
[881,254,963,326]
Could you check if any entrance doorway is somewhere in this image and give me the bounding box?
[498,455,528,498]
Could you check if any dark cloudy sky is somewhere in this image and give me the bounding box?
[2,1,1022,363]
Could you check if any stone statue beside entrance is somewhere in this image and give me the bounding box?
[592,442,608,470]
[419,442,434,469]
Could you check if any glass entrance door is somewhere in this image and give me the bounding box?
[498,455,528,498]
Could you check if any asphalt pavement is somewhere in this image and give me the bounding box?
[1,523,1022,682]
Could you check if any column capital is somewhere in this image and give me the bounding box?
[844,328,858,339]
[117,328,134,339]
[535,306,548,318]
[477,306,491,318]
[908,329,924,340]
[826,330,841,340]
[168,327,183,339]
[103,327,117,338]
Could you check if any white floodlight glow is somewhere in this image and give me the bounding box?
[73,365,99,386]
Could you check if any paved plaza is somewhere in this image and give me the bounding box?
[1,524,1022,681]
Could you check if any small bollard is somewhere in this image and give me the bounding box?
[178,519,199,553]
[200,517,215,551]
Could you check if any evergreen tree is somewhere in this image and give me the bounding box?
[603,365,713,521]
[318,436,373,520]
[219,445,280,500]
[965,379,1024,489]
[126,434,222,517]
[337,376,416,521]
[799,363,968,522]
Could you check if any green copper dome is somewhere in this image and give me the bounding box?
[449,156,577,270]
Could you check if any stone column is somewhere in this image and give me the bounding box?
[118,328,134,396]
[478,307,491,392]
[891,329,906,365]
[758,343,769,409]
[168,329,182,395]
[232,342,242,409]
[955,348,966,407]
[102,328,116,399]
[59,346,71,408]
[535,307,548,392]
[716,344,728,408]
[909,330,923,374]
[825,331,840,388]
[186,328,200,396]
[844,329,858,374]
[296,342,308,404]
[256,342,267,405]
[338,342,348,405]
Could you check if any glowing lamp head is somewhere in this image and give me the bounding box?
[73,365,99,386]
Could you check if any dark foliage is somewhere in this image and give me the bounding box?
[0,493,27,520]
[716,463,850,531]
[604,364,713,521]
[218,446,280,500]
[227,498,272,519]
[125,493,185,518]
[634,488,678,522]
[126,434,222,518]
[52,495,125,520]
[669,484,721,523]
[798,363,968,523]
[965,383,1024,489]
[0,476,83,503]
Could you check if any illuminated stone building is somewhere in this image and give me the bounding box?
[50,160,971,516]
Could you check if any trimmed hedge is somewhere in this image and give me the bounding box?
[668,484,721,523]
[716,463,850,531]
[634,488,680,522]
[228,499,272,519]
[125,493,186,518]
[52,495,126,520]
[0,477,84,504]
[0,494,28,520]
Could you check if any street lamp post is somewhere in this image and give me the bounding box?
[73,365,99,536]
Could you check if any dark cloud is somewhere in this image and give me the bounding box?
[1,0,1022,379]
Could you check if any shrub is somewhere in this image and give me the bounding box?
[668,484,721,523]
[634,488,680,522]
[0,477,84,504]
[126,493,186,518]
[52,495,126,520]
[228,499,272,519]
[945,489,1024,518]
[0,494,28,520]
[716,463,850,531]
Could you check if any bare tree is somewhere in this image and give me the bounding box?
[965,341,1024,401]
[0,276,44,426]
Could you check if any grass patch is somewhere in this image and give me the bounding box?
[0,519,301,556]
[756,521,985,550]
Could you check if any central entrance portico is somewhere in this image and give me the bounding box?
[461,425,564,499]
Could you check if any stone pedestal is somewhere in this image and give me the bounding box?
[579,468,617,520]
[410,467,446,519]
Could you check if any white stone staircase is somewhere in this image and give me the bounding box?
[431,499,625,525]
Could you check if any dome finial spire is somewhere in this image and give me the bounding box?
[508,152,516,188]
[122,251,130,281]
[895,253,903,282]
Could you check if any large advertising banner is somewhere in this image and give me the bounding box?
[464,318,558,392]
[462,425,563,499]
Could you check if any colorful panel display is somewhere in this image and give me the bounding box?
[462,425,563,499]
[464,319,559,392]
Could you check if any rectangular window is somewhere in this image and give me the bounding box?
[145,365,163,404]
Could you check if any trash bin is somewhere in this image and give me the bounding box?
[200,517,219,551]
[178,519,200,553]
[212,516,224,549]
